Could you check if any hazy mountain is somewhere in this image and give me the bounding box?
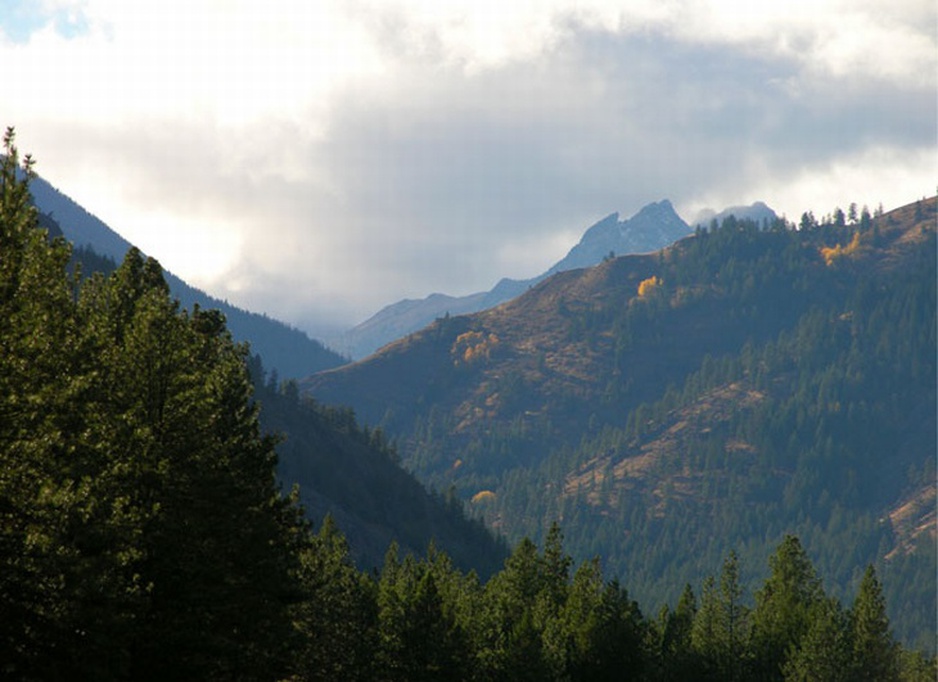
[304,197,937,651]
[29,175,346,380]
[692,200,778,227]
[336,199,695,359]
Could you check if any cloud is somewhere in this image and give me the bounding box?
[1,0,934,332]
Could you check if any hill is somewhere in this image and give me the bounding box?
[334,199,696,358]
[25,167,506,576]
[249,358,508,575]
[304,197,937,651]
[28,174,347,380]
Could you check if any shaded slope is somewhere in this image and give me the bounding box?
[30,188,506,577]
[251,361,507,576]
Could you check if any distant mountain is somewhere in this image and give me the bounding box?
[28,175,346,380]
[546,199,693,273]
[336,199,695,359]
[692,200,778,227]
[304,197,937,651]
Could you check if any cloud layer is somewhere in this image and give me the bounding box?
[2,1,934,331]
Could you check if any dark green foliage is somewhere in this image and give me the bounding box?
[248,357,509,577]
[850,565,900,682]
[781,597,853,682]
[1,132,305,679]
[750,536,825,680]
[292,516,379,681]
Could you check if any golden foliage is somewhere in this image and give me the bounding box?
[820,231,862,266]
[452,330,501,366]
[637,275,661,298]
[471,490,496,504]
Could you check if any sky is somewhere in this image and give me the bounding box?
[1,0,935,334]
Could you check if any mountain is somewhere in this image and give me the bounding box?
[546,199,693,273]
[25,167,506,577]
[248,359,508,575]
[303,198,937,651]
[335,199,695,359]
[692,200,778,227]
[28,174,346,380]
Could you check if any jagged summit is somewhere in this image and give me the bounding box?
[336,199,694,359]
[549,199,690,274]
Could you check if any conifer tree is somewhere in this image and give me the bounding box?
[750,535,825,681]
[850,565,899,682]
[1,132,312,679]
[656,584,698,679]
[782,597,852,682]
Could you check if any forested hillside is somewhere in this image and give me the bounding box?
[248,360,507,576]
[2,130,934,679]
[305,196,937,651]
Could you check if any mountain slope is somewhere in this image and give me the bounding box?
[335,199,695,358]
[29,175,346,379]
[304,197,937,650]
[28,171,506,578]
[248,359,508,576]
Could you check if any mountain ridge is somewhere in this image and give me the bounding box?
[28,173,346,380]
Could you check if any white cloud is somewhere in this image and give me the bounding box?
[0,0,933,331]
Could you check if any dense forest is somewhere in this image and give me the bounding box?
[306,192,937,651]
[248,360,508,576]
[2,130,934,679]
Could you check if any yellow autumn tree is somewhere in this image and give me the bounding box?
[820,231,862,266]
[637,275,661,298]
[452,330,500,366]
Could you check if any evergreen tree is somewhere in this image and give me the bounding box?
[0,132,313,679]
[750,536,825,681]
[292,515,378,681]
[850,565,899,682]
[656,584,698,680]
[377,546,468,681]
[477,538,550,680]
[781,597,852,682]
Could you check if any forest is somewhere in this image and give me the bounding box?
[303,192,936,652]
[1,130,934,679]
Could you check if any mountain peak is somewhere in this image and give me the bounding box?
[692,201,778,227]
[337,200,693,358]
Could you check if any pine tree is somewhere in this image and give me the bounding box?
[782,597,852,682]
[0,127,136,679]
[0,133,314,678]
[750,535,825,681]
[850,565,899,682]
[293,515,378,681]
[656,584,698,680]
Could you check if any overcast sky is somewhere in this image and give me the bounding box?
[2,0,934,332]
